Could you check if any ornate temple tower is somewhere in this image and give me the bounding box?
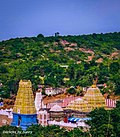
[66,98,89,112]
[83,84,106,112]
[11,80,37,130]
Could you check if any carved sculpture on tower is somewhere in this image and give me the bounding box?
[11,80,37,130]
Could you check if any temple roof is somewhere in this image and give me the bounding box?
[50,104,63,112]
[83,86,106,111]
[65,98,89,112]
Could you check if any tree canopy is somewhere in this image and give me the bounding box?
[0,32,120,98]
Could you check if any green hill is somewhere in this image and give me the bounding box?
[0,32,120,98]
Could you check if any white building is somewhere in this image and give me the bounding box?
[35,91,46,112]
[45,88,66,96]
[0,108,13,118]
[37,110,49,126]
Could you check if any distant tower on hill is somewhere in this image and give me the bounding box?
[11,80,37,130]
[55,32,60,37]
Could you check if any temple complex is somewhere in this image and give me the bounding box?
[65,84,106,114]
[11,80,37,130]
[0,79,116,129]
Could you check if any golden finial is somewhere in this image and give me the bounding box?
[91,76,98,88]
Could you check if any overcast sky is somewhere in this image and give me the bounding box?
[0,0,120,41]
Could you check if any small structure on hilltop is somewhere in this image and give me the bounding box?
[11,80,37,130]
[55,32,60,37]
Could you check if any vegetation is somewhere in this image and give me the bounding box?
[0,125,86,137]
[87,101,120,137]
[0,125,22,137]
[0,32,120,98]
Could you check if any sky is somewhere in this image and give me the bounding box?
[0,0,120,41]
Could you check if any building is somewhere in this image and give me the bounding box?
[0,108,13,118]
[49,104,65,121]
[0,114,12,127]
[35,91,43,112]
[55,32,60,37]
[0,108,13,127]
[45,87,66,96]
[11,80,37,130]
[66,98,88,112]
[37,109,49,126]
[105,99,116,108]
[83,85,106,112]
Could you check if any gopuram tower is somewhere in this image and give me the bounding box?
[83,78,106,112]
[11,80,37,130]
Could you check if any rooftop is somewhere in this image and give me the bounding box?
[50,104,63,112]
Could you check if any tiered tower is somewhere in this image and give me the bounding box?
[66,98,89,112]
[11,80,37,130]
[83,84,106,112]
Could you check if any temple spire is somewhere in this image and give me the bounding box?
[13,80,36,114]
[11,80,37,130]
[91,76,98,88]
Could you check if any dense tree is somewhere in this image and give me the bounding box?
[0,32,120,97]
[87,104,120,137]
[68,127,89,137]
[26,124,69,137]
[0,125,22,137]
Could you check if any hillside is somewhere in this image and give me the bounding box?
[0,32,120,98]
